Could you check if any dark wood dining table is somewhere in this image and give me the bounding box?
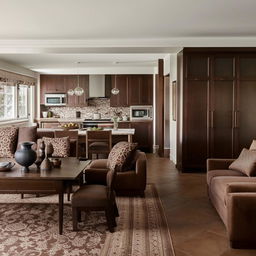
[0,158,90,234]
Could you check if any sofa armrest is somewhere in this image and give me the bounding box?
[207,158,235,172]
[227,192,256,248]
[226,182,256,193]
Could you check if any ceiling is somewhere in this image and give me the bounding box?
[0,0,256,73]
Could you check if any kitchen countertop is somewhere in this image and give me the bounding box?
[37,118,152,123]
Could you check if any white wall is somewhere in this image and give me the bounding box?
[169,54,178,163]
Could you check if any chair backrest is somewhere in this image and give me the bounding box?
[86,130,111,141]
[54,130,78,140]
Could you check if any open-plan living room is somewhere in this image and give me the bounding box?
[1,0,256,255]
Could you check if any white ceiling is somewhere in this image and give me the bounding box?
[0,0,256,73]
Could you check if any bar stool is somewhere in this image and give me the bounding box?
[86,130,112,159]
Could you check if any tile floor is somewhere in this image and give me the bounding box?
[146,154,256,256]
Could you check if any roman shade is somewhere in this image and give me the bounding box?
[0,69,36,86]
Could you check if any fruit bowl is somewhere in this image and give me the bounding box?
[60,123,79,130]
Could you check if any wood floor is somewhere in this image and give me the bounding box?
[147,154,256,256]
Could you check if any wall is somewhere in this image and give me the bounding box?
[169,54,178,163]
[48,98,130,120]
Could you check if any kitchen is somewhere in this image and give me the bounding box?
[38,74,153,155]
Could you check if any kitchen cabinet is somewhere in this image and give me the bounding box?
[110,75,129,107]
[177,49,256,172]
[110,74,153,107]
[40,75,65,104]
[128,75,153,106]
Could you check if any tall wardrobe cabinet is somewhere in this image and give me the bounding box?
[177,49,256,172]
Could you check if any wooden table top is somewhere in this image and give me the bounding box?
[0,158,91,180]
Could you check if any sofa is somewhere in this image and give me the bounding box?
[84,150,147,196]
[207,158,256,249]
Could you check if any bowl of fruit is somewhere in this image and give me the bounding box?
[60,123,79,130]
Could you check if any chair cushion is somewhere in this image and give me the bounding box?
[40,137,70,157]
[17,126,37,150]
[229,148,256,176]
[107,141,137,172]
[72,185,108,207]
[207,169,245,186]
[89,141,109,151]
[0,127,18,157]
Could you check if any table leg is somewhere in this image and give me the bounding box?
[59,191,64,235]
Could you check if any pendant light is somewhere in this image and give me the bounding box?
[67,62,84,96]
[111,75,120,95]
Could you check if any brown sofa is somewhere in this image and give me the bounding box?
[207,158,256,249]
[84,150,147,196]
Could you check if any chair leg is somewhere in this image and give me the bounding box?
[78,209,82,222]
[113,201,119,217]
[72,207,78,231]
[105,207,116,232]
[21,194,24,199]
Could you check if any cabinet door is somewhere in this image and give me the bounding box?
[186,55,210,80]
[209,81,234,158]
[128,75,141,105]
[76,75,89,106]
[118,122,131,128]
[110,75,129,107]
[236,80,256,155]
[183,80,208,170]
[65,76,77,107]
[140,75,153,105]
[130,121,153,152]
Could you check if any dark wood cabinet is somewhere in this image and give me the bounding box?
[110,74,153,107]
[177,49,256,172]
[130,121,153,153]
[110,75,129,107]
[40,75,65,104]
[40,75,88,107]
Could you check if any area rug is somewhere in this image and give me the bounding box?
[0,184,175,256]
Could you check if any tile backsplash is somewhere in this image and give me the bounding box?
[49,98,130,119]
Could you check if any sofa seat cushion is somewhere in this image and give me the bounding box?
[207,169,246,186]
[0,127,18,157]
[72,185,108,207]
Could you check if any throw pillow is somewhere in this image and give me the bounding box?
[41,137,70,158]
[17,126,37,150]
[229,148,256,176]
[0,127,18,157]
[249,140,256,151]
[107,141,138,172]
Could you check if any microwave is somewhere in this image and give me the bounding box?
[45,94,66,106]
[130,105,153,120]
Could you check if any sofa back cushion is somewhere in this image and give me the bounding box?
[39,137,70,158]
[107,141,137,172]
[17,126,37,150]
[0,127,18,157]
[229,148,256,176]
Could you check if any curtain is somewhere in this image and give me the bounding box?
[0,69,36,86]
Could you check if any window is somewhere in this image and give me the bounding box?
[0,83,30,122]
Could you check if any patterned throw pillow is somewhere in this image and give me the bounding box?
[41,137,70,158]
[107,141,138,172]
[0,127,18,157]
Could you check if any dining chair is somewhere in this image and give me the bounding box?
[54,130,79,158]
[86,130,112,159]
[71,167,119,232]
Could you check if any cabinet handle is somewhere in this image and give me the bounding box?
[234,111,239,128]
[210,111,214,128]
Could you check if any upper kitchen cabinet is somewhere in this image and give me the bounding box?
[128,75,153,106]
[110,75,129,107]
[40,75,65,104]
[65,75,89,107]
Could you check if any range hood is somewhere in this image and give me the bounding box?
[89,75,106,98]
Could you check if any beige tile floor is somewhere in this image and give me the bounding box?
[146,154,256,256]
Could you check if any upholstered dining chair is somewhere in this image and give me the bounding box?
[54,130,79,158]
[86,130,112,159]
[71,167,119,232]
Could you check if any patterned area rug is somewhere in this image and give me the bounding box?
[0,184,175,256]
